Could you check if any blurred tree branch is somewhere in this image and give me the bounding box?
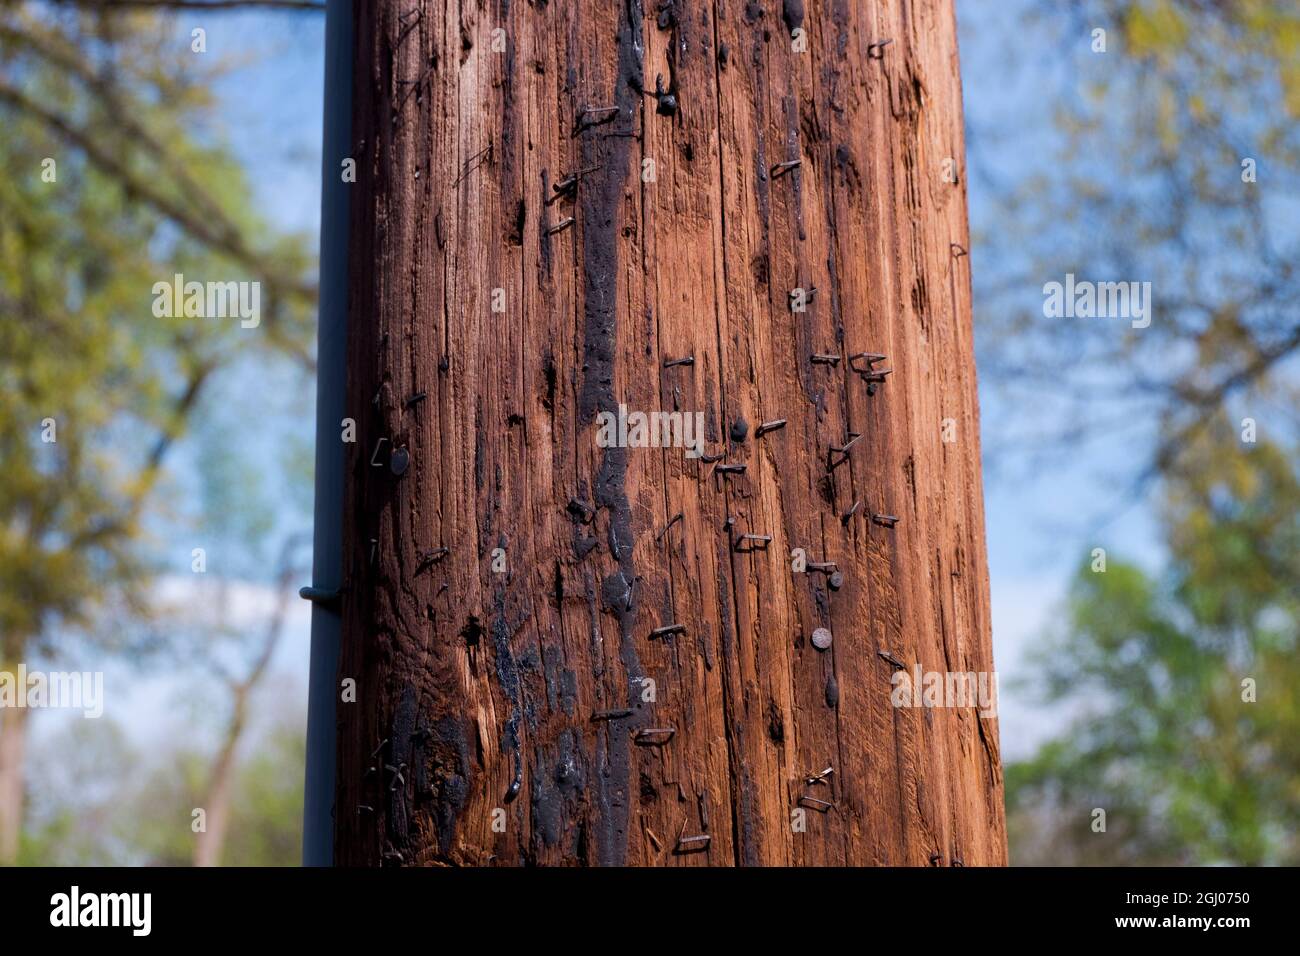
[0,83,315,305]
[972,0,1300,495]
[195,533,307,867]
[0,0,319,862]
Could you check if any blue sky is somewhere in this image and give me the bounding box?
[958,0,1172,753]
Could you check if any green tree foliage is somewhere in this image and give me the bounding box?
[127,719,305,867]
[967,0,1300,870]
[0,2,316,862]
[1007,424,1300,864]
[21,711,305,866]
[971,0,1300,480]
[16,716,136,866]
[0,5,314,652]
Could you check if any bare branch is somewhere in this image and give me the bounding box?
[0,21,231,227]
[0,81,317,303]
[68,360,215,551]
[1151,324,1300,475]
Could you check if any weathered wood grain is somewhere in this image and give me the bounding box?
[337,0,1006,866]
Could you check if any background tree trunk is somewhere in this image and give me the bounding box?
[194,695,242,869]
[0,686,27,865]
[337,0,1005,866]
[195,540,301,867]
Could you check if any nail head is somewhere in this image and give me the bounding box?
[390,446,410,476]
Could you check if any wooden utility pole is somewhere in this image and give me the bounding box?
[336,0,1005,866]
